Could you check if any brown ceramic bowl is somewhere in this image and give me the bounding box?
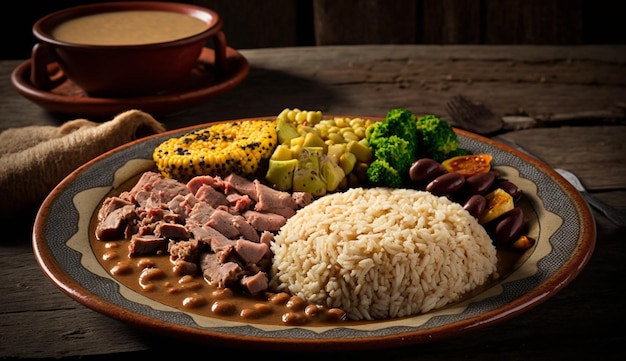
[31,1,226,97]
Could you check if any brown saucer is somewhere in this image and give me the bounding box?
[10,47,249,119]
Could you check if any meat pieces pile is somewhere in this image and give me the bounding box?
[95,171,313,295]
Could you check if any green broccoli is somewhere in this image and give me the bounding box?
[366,159,403,188]
[415,114,464,161]
[365,108,419,186]
[372,135,414,175]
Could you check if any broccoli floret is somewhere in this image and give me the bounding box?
[365,108,419,186]
[372,135,414,175]
[366,159,403,188]
[415,114,461,158]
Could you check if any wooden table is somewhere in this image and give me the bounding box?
[1,45,625,360]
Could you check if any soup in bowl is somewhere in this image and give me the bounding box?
[31,1,227,97]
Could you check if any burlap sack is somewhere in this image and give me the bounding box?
[0,109,166,214]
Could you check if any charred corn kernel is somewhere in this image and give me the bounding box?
[479,188,515,224]
[153,120,277,181]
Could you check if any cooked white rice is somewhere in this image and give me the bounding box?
[269,187,499,321]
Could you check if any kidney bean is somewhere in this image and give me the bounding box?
[409,158,446,183]
[465,172,495,195]
[493,207,524,244]
[496,179,522,201]
[464,194,487,218]
[425,172,465,196]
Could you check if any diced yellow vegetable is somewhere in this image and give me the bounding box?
[479,188,515,224]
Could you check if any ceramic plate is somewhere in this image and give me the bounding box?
[32,117,596,351]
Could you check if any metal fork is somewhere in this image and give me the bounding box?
[445,95,503,135]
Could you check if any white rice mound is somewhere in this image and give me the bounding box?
[270,187,499,321]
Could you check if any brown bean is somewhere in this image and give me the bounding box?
[211,300,236,316]
[497,179,522,201]
[493,207,524,244]
[268,292,291,305]
[110,261,133,276]
[281,312,308,325]
[325,308,347,322]
[465,172,495,195]
[286,296,307,311]
[464,194,487,218]
[182,294,207,308]
[409,158,446,183]
[425,172,465,196]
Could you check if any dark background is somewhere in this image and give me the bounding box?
[3,0,625,60]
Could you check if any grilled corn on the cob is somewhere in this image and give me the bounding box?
[153,120,277,181]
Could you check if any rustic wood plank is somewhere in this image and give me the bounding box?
[193,0,301,49]
[484,0,583,44]
[312,0,417,45]
[422,0,481,44]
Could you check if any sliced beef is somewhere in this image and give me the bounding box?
[227,193,253,214]
[187,224,233,251]
[243,210,287,232]
[97,196,134,222]
[155,222,190,239]
[167,193,197,219]
[234,238,269,264]
[168,238,203,263]
[240,272,269,295]
[129,234,167,256]
[207,209,241,239]
[95,204,137,240]
[187,201,216,225]
[292,191,314,208]
[129,171,190,205]
[199,252,243,288]
[259,230,275,248]
[232,216,259,243]
[223,173,258,201]
[187,175,225,195]
[253,180,297,212]
[194,184,230,208]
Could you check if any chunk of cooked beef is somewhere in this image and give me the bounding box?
[259,230,275,248]
[227,193,253,214]
[234,238,269,264]
[95,204,137,240]
[187,224,233,251]
[97,196,134,222]
[253,180,297,212]
[292,191,314,208]
[223,173,258,201]
[128,234,167,256]
[199,252,243,288]
[167,193,198,219]
[194,184,230,208]
[207,209,241,239]
[243,210,287,232]
[155,222,190,239]
[187,175,225,195]
[240,272,269,295]
[128,171,190,205]
[168,238,203,262]
[232,216,259,243]
[187,201,216,225]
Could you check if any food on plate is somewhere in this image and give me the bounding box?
[415,114,469,162]
[94,107,536,326]
[270,187,499,321]
[153,120,277,181]
[266,108,373,194]
[442,154,493,177]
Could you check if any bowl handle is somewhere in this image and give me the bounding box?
[212,30,228,75]
[30,43,63,90]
